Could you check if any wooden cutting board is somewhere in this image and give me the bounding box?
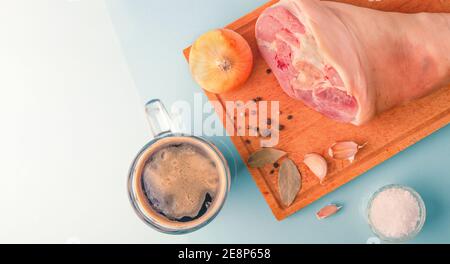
[183,0,450,220]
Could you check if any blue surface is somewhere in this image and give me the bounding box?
[105,0,450,243]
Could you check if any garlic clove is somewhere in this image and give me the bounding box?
[328,141,367,163]
[316,204,342,220]
[303,153,328,184]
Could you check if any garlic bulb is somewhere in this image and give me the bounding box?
[303,153,328,184]
[328,141,367,162]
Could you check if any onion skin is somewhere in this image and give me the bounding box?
[189,29,253,94]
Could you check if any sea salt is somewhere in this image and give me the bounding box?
[369,187,421,239]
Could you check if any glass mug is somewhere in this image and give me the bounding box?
[128,99,231,234]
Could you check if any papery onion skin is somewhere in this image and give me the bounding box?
[189,29,253,94]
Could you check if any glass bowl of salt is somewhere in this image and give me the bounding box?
[366,184,426,243]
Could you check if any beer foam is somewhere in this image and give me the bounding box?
[142,143,220,220]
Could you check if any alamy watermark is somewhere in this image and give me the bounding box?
[159,93,281,147]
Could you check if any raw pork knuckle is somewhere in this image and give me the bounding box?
[256,0,450,125]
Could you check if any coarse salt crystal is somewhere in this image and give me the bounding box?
[369,187,420,239]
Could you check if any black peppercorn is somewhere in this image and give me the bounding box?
[254,96,263,102]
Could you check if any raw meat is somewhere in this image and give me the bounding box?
[256,0,450,125]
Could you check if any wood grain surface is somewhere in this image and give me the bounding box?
[183,0,450,220]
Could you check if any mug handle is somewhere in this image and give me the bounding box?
[145,99,174,138]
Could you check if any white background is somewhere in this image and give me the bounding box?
[0,0,189,243]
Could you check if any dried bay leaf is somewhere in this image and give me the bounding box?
[247,148,286,168]
[278,158,301,207]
